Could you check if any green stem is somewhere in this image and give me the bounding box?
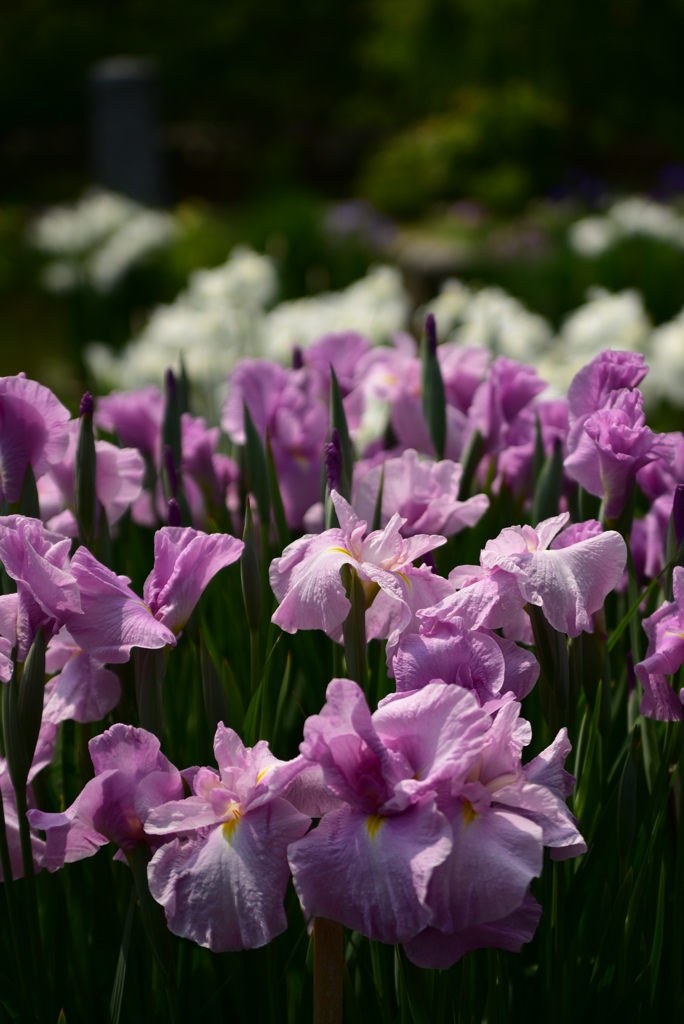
[250,628,260,697]
[0,785,28,1003]
[15,785,43,1012]
[673,737,684,1012]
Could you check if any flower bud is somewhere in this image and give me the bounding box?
[292,346,304,370]
[674,484,684,551]
[162,445,179,499]
[421,314,446,460]
[325,429,343,495]
[163,368,181,470]
[75,391,97,548]
[2,628,45,791]
[167,498,182,527]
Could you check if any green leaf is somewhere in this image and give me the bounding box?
[420,324,446,460]
[330,366,353,498]
[616,751,636,859]
[200,630,231,734]
[241,500,262,631]
[15,463,40,519]
[372,464,385,533]
[243,403,271,524]
[396,947,432,1024]
[134,647,166,739]
[222,657,245,735]
[341,566,366,689]
[607,557,674,652]
[243,679,263,747]
[17,626,45,772]
[650,856,666,1003]
[110,884,136,1024]
[458,429,484,501]
[532,436,564,524]
[74,408,97,548]
[271,653,292,746]
[265,428,290,552]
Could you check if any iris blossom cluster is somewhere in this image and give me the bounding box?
[0,326,680,1011]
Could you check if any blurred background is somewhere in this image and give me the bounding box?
[3,0,684,420]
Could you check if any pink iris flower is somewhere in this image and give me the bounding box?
[419,513,626,640]
[403,711,585,968]
[28,724,184,869]
[270,490,451,650]
[143,725,311,952]
[0,375,71,505]
[390,617,539,711]
[353,448,489,538]
[143,526,244,636]
[42,627,121,726]
[288,679,584,960]
[635,566,684,721]
[565,388,674,520]
[0,515,82,661]
[40,420,145,536]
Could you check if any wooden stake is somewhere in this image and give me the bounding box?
[313,917,343,1024]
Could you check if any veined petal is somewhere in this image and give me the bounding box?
[148,799,310,952]
[288,799,452,945]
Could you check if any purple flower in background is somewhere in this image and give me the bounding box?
[419,513,626,639]
[566,350,648,455]
[270,490,449,646]
[222,359,328,529]
[288,679,486,944]
[494,399,569,497]
[0,375,71,504]
[65,547,175,663]
[635,566,684,721]
[391,617,539,710]
[42,421,144,536]
[467,357,547,455]
[28,724,183,869]
[95,386,165,461]
[299,331,371,404]
[636,431,684,503]
[353,449,489,538]
[143,526,244,636]
[181,413,239,528]
[0,516,81,660]
[565,388,674,520]
[438,344,490,415]
[144,725,310,952]
[403,707,584,969]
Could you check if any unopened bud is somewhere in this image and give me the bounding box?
[167,498,182,527]
[325,429,343,495]
[674,484,684,550]
[292,346,304,370]
[424,313,437,357]
[163,445,179,498]
[79,391,94,418]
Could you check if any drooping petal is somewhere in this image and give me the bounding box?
[426,799,543,932]
[148,799,310,952]
[43,652,121,724]
[403,889,542,969]
[518,530,627,636]
[392,624,506,705]
[0,376,71,503]
[143,527,244,634]
[67,547,175,662]
[288,798,452,945]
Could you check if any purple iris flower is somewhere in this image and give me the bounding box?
[143,725,311,952]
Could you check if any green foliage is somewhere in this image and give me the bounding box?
[361,83,563,216]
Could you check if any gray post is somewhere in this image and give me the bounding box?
[89,56,163,205]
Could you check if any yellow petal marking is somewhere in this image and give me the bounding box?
[462,800,478,827]
[221,805,242,843]
[366,814,385,843]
